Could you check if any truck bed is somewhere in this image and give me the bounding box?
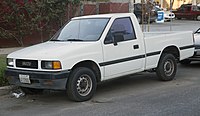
[144,31,182,37]
[143,31,194,70]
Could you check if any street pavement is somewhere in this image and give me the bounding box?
[0,64,200,116]
[0,20,200,116]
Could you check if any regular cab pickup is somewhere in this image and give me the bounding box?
[5,13,194,101]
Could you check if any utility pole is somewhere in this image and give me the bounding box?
[129,0,134,13]
[170,0,173,31]
[141,0,144,32]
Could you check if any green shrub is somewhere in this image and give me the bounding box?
[0,55,8,86]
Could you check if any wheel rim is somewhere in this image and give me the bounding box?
[164,59,174,76]
[76,74,92,97]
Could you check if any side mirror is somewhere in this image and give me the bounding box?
[113,33,124,46]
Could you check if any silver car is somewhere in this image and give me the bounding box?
[180,28,200,64]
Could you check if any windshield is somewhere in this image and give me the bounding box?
[51,18,109,41]
[154,6,162,11]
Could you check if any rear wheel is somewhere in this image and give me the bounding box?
[156,54,177,81]
[67,67,97,102]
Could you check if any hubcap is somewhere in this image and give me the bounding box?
[164,59,174,76]
[76,74,92,96]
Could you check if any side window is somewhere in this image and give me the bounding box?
[179,5,185,11]
[104,17,136,44]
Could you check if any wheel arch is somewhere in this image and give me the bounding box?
[160,46,180,62]
[70,60,101,83]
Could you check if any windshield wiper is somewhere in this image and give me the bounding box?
[66,39,83,41]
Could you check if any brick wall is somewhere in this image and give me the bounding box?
[83,4,97,15]
[99,2,129,14]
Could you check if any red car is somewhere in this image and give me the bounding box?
[173,4,200,20]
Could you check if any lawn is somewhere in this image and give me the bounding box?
[0,55,8,86]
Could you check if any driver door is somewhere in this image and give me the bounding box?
[101,17,145,79]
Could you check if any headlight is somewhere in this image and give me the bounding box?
[7,58,14,67]
[41,61,62,70]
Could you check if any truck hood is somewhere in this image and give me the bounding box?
[8,41,96,60]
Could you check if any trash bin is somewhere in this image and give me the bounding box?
[156,11,164,23]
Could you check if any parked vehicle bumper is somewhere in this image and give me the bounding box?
[187,49,200,61]
[5,68,70,90]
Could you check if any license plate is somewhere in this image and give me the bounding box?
[19,74,31,84]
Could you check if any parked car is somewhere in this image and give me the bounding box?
[173,4,200,20]
[153,7,175,21]
[134,3,157,24]
[180,28,200,64]
[5,13,194,102]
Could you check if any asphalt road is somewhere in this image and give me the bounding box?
[0,63,200,116]
[0,20,200,116]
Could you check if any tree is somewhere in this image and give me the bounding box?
[0,0,81,46]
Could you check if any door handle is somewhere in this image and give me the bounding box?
[133,45,139,49]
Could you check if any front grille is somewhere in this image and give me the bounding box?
[16,59,38,69]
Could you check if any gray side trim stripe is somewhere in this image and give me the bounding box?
[180,45,194,50]
[99,55,145,67]
[146,51,161,57]
[99,51,161,67]
[99,45,194,67]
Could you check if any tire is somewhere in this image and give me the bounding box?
[67,67,97,102]
[156,54,177,81]
[180,59,191,65]
[20,87,43,94]
[177,17,181,20]
[196,15,200,21]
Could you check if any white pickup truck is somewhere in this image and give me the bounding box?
[5,13,194,101]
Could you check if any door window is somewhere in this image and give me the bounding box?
[104,17,136,44]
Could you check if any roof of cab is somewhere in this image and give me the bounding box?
[72,13,134,20]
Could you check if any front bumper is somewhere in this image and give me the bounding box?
[5,68,70,90]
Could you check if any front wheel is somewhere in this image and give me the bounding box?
[156,54,177,81]
[67,67,97,102]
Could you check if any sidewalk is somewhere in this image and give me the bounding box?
[0,47,23,55]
